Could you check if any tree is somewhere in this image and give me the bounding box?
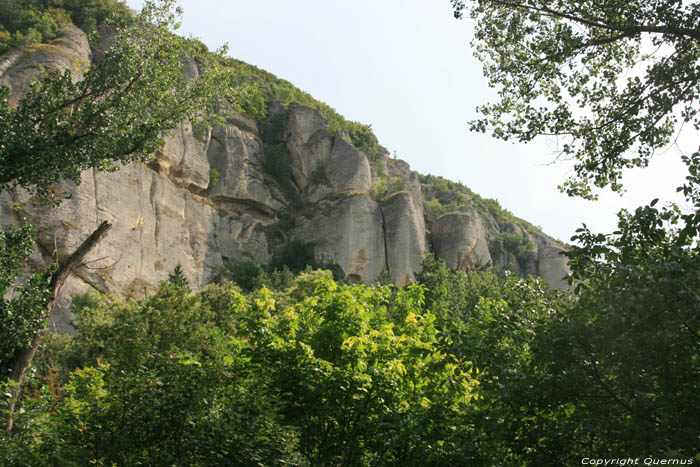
[2,220,111,435]
[1,273,483,465]
[451,0,700,457]
[1,0,261,435]
[0,0,261,202]
[167,263,190,289]
[417,255,584,464]
[451,0,700,198]
[1,283,303,465]
[250,276,479,465]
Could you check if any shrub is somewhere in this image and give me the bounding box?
[208,168,220,188]
[263,144,288,182]
[262,143,300,207]
[167,263,189,289]
[229,261,262,292]
[346,121,379,160]
[270,238,316,273]
[371,176,406,200]
[489,231,535,271]
[226,239,345,291]
[0,0,131,54]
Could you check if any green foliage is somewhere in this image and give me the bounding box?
[558,158,700,455]
[270,238,312,273]
[207,167,220,188]
[218,55,384,169]
[167,263,189,289]
[416,255,597,463]
[488,231,535,271]
[448,0,700,460]
[371,176,406,200]
[375,267,392,286]
[0,0,265,433]
[376,158,387,178]
[0,223,52,380]
[452,0,700,199]
[261,108,287,144]
[257,279,479,465]
[226,239,344,292]
[262,143,290,183]
[321,261,345,283]
[0,0,131,54]
[276,208,296,231]
[228,260,264,292]
[3,0,698,462]
[261,142,302,208]
[3,284,303,465]
[0,0,260,203]
[420,174,471,217]
[307,162,329,187]
[5,251,697,463]
[419,173,540,233]
[345,120,379,160]
[270,238,339,277]
[2,276,481,465]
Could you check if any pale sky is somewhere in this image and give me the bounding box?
[125,0,690,243]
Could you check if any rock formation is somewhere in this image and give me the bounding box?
[0,26,571,331]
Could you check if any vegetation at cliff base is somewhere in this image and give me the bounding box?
[488,231,535,270]
[2,272,482,465]
[0,0,699,464]
[225,238,345,292]
[5,253,698,464]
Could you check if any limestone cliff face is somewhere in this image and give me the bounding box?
[0,27,570,330]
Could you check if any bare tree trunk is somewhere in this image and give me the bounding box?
[4,220,112,437]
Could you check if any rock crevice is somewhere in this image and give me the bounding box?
[0,26,571,330]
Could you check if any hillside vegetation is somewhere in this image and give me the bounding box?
[1,1,698,465]
[0,0,131,54]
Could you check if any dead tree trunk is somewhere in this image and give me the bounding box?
[4,220,112,437]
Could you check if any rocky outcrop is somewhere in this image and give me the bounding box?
[157,121,211,194]
[293,194,386,283]
[286,103,333,191]
[206,116,283,216]
[0,25,91,104]
[380,191,426,285]
[326,136,372,195]
[0,26,571,331]
[533,239,570,289]
[433,211,493,272]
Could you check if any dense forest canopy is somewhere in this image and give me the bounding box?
[0,0,698,464]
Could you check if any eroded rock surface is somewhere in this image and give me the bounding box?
[433,211,493,272]
[0,25,91,104]
[381,191,426,286]
[293,194,386,283]
[0,26,571,332]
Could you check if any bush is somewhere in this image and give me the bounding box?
[346,120,379,160]
[208,168,220,188]
[489,231,534,270]
[0,0,131,54]
[270,238,316,273]
[262,143,288,183]
[371,176,406,200]
[229,260,262,292]
[226,239,345,291]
